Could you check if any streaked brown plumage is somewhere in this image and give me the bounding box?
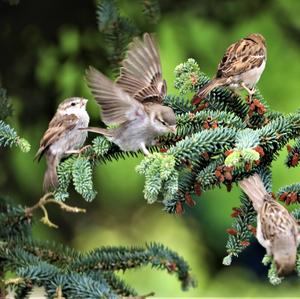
[85,33,176,155]
[35,97,89,191]
[116,33,167,103]
[239,174,300,276]
[195,33,266,102]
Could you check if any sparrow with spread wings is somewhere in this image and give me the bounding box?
[194,33,266,104]
[240,174,300,276]
[85,33,176,155]
[35,97,89,191]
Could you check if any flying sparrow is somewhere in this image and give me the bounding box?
[239,174,300,276]
[195,33,266,103]
[35,97,89,191]
[85,33,176,156]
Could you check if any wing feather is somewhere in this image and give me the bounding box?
[261,197,298,242]
[35,114,78,161]
[116,33,166,103]
[86,66,145,126]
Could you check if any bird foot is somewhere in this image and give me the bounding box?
[65,145,91,155]
[78,144,91,154]
[140,143,150,156]
[241,83,255,101]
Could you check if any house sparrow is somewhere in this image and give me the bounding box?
[35,97,89,191]
[85,33,176,156]
[239,174,300,276]
[195,33,266,102]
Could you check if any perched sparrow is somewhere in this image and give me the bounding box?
[35,97,89,191]
[85,33,176,155]
[240,174,300,276]
[195,33,266,102]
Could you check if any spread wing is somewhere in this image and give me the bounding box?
[216,37,265,78]
[35,113,78,161]
[116,33,166,103]
[86,66,146,126]
[260,196,298,242]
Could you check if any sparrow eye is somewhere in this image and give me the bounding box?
[71,102,76,106]
[160,120,166,126]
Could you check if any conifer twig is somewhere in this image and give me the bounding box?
[122,292,155,299]
[25,193,86,228]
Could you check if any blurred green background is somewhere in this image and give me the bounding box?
[1,0,300,296]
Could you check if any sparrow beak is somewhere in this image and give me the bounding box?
[81,98,88,107]
[168,125,176,134]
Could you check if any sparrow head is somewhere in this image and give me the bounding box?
[273,236,297,276]
[247,33,266,46]
[58,97,88,115]
[152,105,176,134]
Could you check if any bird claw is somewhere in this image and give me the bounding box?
[140,143,150,156]
[78,144,91,154]
[65,145,91,156]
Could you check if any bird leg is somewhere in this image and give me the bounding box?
[78,144,91,153]
[241,83,257,127]
[65,149,81,154]
[65,145,91,155]
[241,82,256,102]
[140,143,150,156]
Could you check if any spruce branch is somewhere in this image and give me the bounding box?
[175,109,246,137]
[0,88,13,120]
[141,0,161,24]
[286,138,300,167]
[0,88,30,152]
[18,240,80,268]
[277,183,300,205]
[174,58,201,95]
[136,153,178,204]
[70,243,195,291]
[72,157,97,201]
[168,127,236,164]
[0,120,30,152]
[54,157,76,201]
[0,200,32,240]
[223,192,256,262]
[292,208,300,222]
[224,167,271,263]
[96,0,138,66]
[163,95,194,114]
[101,272,138,297]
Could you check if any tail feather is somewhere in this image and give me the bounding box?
[80,126,113,137]
[43,154,59,192]
[239,174,267,212]
[193,78,225,104]
[34,146,45,162]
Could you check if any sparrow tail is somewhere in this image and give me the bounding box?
[194,78,226,104]
[81,126,113,137]
[43,154,59,192]
[239,174,268,212]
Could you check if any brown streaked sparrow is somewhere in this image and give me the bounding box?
[240,174,300,276]
[195,33,266,102]
[35,97,89,191]
[85,33,176,156]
